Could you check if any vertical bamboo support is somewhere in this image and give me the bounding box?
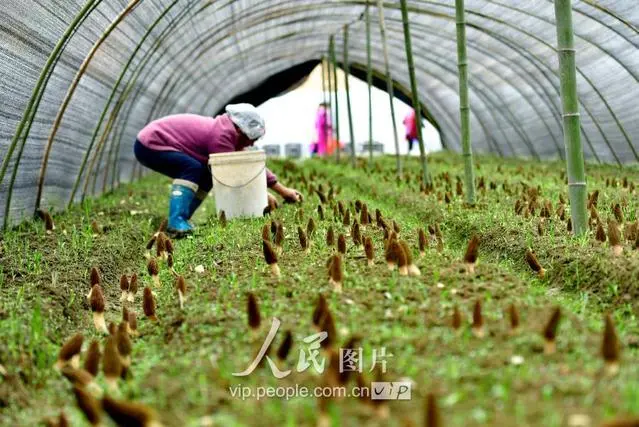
[365,2,374,166]
[377,0,402,176]
[399,0,430,184]
[130,157,139,183]
[343,25,356,167]
[455,0,476,205]
[326,50,335,148]
[329,35,340,162]
[136,161,144,180]
[321,57,329,152]
[321,56,327,109]
[554,0,587,235]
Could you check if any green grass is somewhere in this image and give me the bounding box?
[1,152,639,426]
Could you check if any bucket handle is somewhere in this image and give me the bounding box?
[210,165,267,188]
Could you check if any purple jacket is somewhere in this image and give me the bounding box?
[137,113,277,187]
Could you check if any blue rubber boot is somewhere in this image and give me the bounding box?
[168,183,196,237]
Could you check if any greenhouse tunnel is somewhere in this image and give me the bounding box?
[0,0,638,228]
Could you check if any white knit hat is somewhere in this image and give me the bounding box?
[225,103,266,140]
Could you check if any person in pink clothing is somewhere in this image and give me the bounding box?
[135,103,302,236]
[403,109,419,153]
[311,102,331,156]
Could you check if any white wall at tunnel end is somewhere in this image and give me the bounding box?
[254,65,442,158]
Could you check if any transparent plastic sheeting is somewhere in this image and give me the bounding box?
[0,0,637,226]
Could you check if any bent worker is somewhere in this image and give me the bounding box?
[134,103,302,236]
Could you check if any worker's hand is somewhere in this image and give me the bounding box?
[271,182,303,204]
[281,187,303,204]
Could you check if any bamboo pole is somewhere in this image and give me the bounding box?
[376,0,402,176]
[329,35,340,163]
[554,0,587,235]
[326,49,334,150]
[97,112,119,194]
[343,25,356,167]
[366,2,374,166]
[320,57,329,157]
[84,79,129,198]
[399,0,430,184]
[130,160,139,183]
[454,0,476,205]
[321,56,327,109]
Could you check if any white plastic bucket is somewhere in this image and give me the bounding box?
[208,150,268,219]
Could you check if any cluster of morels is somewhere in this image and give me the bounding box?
[46,218,194,426]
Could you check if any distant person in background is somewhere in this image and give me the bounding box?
[311,102,332,156]
[403,108,418,153]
